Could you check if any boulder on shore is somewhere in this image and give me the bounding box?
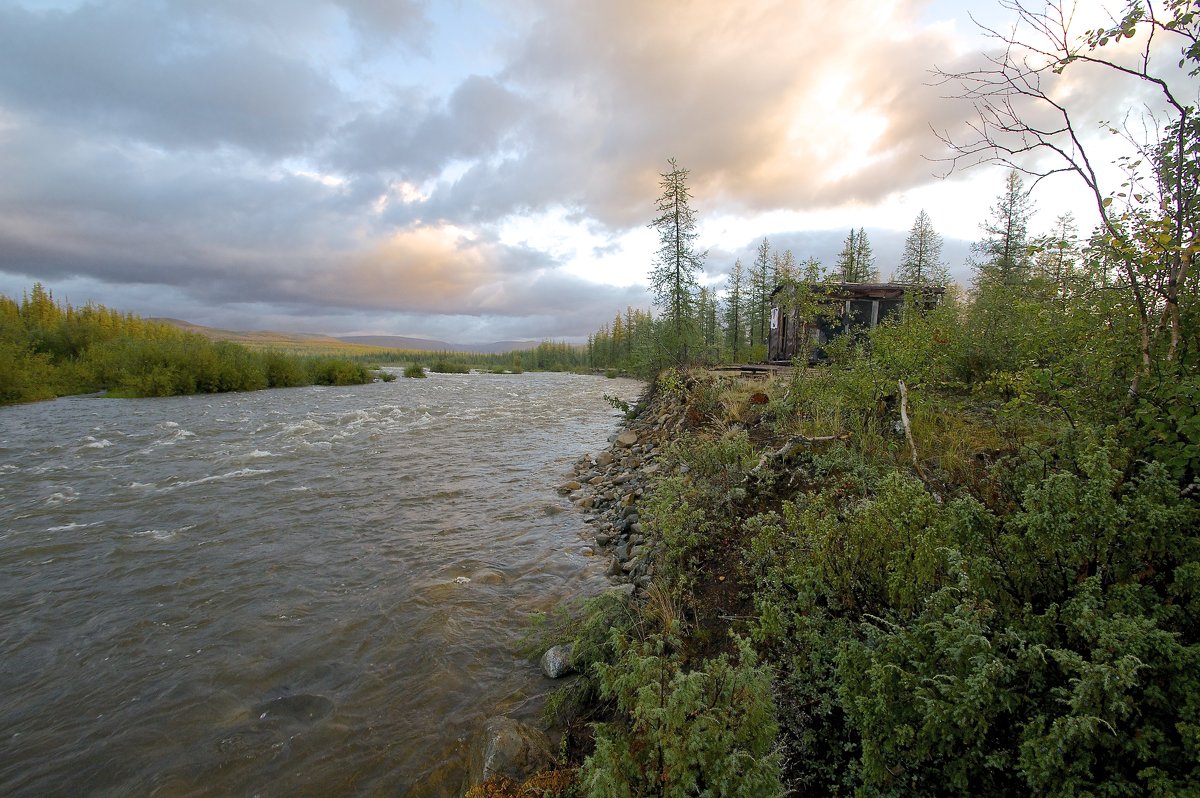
[614,430,639,448]
[466,716,553,787]
[540,643,576,679]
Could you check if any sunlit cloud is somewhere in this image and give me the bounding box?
[0,0,1182,341]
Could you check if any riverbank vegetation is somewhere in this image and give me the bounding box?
[0,285,379,403]
[506,3,1200,795]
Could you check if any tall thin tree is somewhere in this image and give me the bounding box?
[648,158,706,364]
[971,170,1034,287]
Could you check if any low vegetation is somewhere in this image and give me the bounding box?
[0,285,378,403]
[526,16,1200,787]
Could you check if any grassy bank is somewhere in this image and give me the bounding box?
[488,325,1199,795]
[1,285,380,404]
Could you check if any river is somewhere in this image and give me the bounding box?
[0,371,643,796]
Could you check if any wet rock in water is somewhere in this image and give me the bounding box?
[540,643,576,679]
[557,480,582,494]
[251,693,334,724]
[606,556,623,577]
[467,716,553,786]
[470,568,504,585]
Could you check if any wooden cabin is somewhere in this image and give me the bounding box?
[768,282,944,363]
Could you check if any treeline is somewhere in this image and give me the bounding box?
[587,181,958,373]
[346,339,589,374]
[0,285,376,404]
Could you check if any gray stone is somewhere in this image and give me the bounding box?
[596,451,615,467]
[607,582,637,597]
[615,430,639,448]
[467,716,554,786]
[540,643,576,679]
[606,556,623,577]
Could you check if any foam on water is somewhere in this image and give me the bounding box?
[163,468,274,491]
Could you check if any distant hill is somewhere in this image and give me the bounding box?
[152,319,541,355]
[336,335,540,354]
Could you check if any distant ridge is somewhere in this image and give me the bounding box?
[151,319,541,355]
[336,335,540,354]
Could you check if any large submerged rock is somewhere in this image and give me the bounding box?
[466,716,553,786]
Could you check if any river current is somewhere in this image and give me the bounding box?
[0,371,643,796]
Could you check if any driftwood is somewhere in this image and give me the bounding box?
[753,432,852,473]
[898,380,929,481]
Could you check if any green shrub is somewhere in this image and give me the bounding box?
[582,632,782,797]
[429,359,471,374]
[403,363,427,378]
[308,357,371,385]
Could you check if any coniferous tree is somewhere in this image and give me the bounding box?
[836,228,879,282]
[724,259,747,361]
[1034,212,1080,302]
[648,158,705,364]
[972,169,1034,286]
[896,210,949,287]
[772,249,797,285]
[800,256,825,282]
[748,238,771,352]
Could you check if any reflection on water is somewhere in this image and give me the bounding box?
[0,372,642,796]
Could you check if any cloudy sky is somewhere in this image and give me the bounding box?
[0,0,1190,342]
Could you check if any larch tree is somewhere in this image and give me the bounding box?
[648,158,706,364]
[749,238,772,352]
[772,249,797,285]
[1034,212,1081,303]
[836,228,879,282]
[800,256,826,282]
[972,170,1034,287]
[896,210,949,287]
[724,259,747,361]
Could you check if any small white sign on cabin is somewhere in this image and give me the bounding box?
[770,307,780,331]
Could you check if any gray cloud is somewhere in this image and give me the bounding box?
[0,0,1169,341]
[0,3,346,157]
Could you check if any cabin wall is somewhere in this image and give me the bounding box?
[769,285,940,362]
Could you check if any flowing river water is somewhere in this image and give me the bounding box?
[0,371,644,796]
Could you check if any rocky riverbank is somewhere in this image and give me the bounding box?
[558,383,682,597]
[462,383,687,795]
